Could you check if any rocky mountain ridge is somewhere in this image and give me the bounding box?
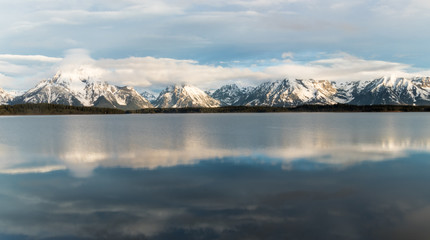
[2,74,430,108]
[11,68,153,110]
[0,88,14,105]
[153,85,220,108]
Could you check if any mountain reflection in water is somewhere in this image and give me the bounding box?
[0,113,429,239]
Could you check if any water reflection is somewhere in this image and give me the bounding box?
[0,113,429,239]
[0,114,429,176]
[1,156,430,239]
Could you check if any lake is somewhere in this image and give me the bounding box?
[0,113,430,239]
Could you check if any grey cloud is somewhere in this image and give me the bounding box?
[0,0,428,67]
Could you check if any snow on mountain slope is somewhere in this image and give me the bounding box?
[0,88,15,105]
[240,79,339,107]
[91,84,153,110]
[211,84,249,106]
[154,85,220,108]
[140,91,157,103]
[52,66,104,106]
[6,71,430,108]
[14,66,152,110]
[209,77,430,107]
[332,80,368,103]
[348,76,430,105]
[16,79,82,106]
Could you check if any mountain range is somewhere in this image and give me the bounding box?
[8,67,153,110]
[2,68,430,109]
[209,76,430,107]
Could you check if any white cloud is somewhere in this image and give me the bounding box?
[264,53,424,82]
[0,73,17,89]
[60,49,95,66]
[95,56,270,89]
[53,51,430,89]
[1,50,430,91]
[0,165,66,174]
[281,52,294,59]
[0,61,30,74]
[2,132,430,177]
[0,54,62,63]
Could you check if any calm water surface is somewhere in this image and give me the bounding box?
[0,113,430,239]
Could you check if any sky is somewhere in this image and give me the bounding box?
[1,0,430,91]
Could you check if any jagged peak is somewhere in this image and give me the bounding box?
[155,84,220,108]
[0,87,14,103]
[116,85,135,92]
[212,84,244,95]
[162,84,186,92]
[218,83,240,90]
[140,90,157,102]
[0,87,7,94]
[182,84,209,94]
[162,84,209,96]
[7,71,430,108]
[367,76,415,90]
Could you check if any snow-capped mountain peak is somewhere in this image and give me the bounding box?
[140,91,157,102]
[13,67,152,110]
[53,65,105,96]
[211,84,250,106]
[238,78,339,107]
[154,84,220,108]
[5,71,430,108]
[0,88,14,105]
[348,76,430,105]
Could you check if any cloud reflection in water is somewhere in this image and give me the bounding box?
[0,113,429,239]
[0,113,429,177]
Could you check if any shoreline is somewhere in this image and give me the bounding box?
[1,104,430,115]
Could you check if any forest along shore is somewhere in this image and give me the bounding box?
[1,104,430,115]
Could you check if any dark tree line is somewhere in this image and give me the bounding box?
[0,103,124,115]
[131,104,430,114]
[0,103,429,115]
